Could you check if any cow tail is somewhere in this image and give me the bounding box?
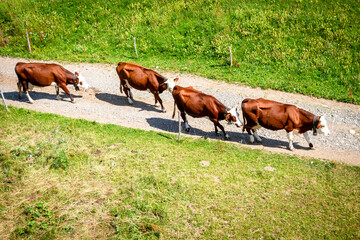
[116,63,123,94]
[241,101,247,132]
[172,100,177,119]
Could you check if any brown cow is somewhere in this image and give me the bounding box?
[15,62,89,103]
[116,62,173,112]
[170,81,242,139]
[241,98,330,150]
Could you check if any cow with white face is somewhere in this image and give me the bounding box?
[241,98,330,151]
[15,62,89,103]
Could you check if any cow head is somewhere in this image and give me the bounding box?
[225,108,243,127]
[164,77,179,93]
[74,72,89,90]
[314,116,330,136]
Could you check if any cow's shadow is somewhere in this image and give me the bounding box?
[146,117,310,151]
[146,117,246,142]
[95,92,163,113]
[3,90,82,103]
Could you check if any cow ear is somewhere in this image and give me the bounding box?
[174,77,179,82]
[225,113,231,121]
[75,72,79,76]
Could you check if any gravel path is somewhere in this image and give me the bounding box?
[1,56,359,166]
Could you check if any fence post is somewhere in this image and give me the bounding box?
[0,87,9,112]
[133,37,138,58]
[178,110,181,141]
[26,28,32,53]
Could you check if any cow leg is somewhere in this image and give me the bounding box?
[303,132,314,149]
[59,84,75,103]
[287,131,295,151]
[213,120,229,140]
[153,92,166,112]
[245,128,255,144]
[122,86,133,105]
[214,125,220,136]
[17,82,22,98]
[180,111,190,132]
[21,81,34,104]
[55,85,63,100]
[253,129,262,143]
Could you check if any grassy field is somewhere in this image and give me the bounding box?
[0,0,359,104]
[1,106,359,239]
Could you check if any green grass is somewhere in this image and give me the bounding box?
[0,0,359,104]
[1,106,359,239]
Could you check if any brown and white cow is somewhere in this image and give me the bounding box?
[15,62,89,103]
[241,98,330,150]
[168,79,242,139]
[116,62,172,112]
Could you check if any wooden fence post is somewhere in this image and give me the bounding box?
[133,37,138,58]
[26,28,32,53]
[178,110,181,141]
[228,46,232,67]
[0,87,9,112]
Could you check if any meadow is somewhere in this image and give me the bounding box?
[1,0,360,238]
[0,0,359,103]
[0,106,360,239]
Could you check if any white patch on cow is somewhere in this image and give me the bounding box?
[253,130,262,142]
[155,102,160,107]
[318,116,330,136]
[164,77,177,93]
[293,129,299,135]
[249,135,255,144]
[287,131,294,151]
[227,108,243,127]
[56,95,63,101]
[25,92,34,104]
[303,132,314,149]
[78,73,89,89]
[50,82,57,87]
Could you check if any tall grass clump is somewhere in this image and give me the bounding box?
[1,107,360,239]
[0,0,359,103]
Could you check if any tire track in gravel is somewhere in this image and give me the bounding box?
[1,57,359,166]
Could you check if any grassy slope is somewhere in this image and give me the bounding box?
[0,107,359,239]
[0,0,359,103]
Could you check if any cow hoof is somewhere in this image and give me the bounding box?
[155,102,160,107]
[56,96,63,101]
[71,100,76,103]
[161,108,166,113]
[289,147,294,151]
[224,135,230,140]
[215,132,220,136]
[185,127,190,132]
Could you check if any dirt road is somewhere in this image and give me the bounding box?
[1,57,359,166]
